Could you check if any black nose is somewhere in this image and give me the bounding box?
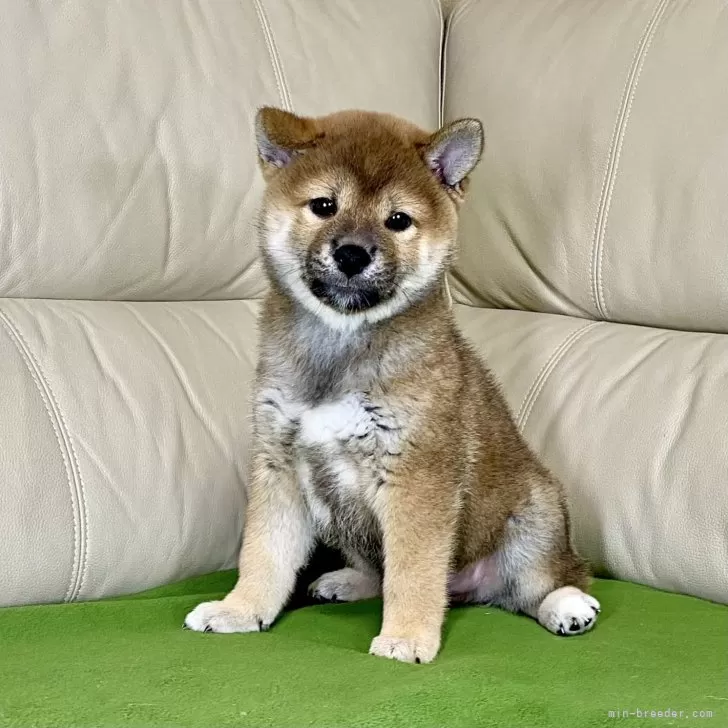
[333,244,372,278]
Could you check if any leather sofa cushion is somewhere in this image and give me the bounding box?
[0,0,441,302]
[456,305,728,604]
[447,0,728,333]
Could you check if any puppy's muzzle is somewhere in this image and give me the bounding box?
[307,231,392,313]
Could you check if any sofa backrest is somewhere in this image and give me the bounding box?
[0,0,441,303]
[447,0,728,334]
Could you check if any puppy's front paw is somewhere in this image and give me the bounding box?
[369,633,440,664]
[184,600,272,634]
[309,568,381,602]
[537,586,600,636]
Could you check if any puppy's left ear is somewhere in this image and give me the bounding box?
[420,118,484,193]
[255,107,321,179]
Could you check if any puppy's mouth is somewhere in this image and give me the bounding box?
[309,279,382,312]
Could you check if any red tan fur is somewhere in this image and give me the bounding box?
[184,109,600,663]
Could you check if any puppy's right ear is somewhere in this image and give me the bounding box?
[420,118,484,195]
[255,107,321,178]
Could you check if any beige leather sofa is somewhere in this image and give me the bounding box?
[1,0,725,610]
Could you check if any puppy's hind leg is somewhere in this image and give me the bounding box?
[491,483,601,636]
[528,584,601,636]
[517,550,601,636]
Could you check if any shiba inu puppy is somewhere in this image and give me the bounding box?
[184,108,600,663]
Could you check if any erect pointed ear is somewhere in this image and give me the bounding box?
[255,107,322,176]
[420,118,484,189]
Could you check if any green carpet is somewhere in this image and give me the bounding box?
[1,572,726,728]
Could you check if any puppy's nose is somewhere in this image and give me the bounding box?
[333,244,372,278]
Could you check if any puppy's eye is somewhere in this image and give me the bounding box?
[309,197,337,218]
[385,212,413,232]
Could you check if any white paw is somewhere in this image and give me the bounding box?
[309,568,381,602]
[183,600,272,634]
[369,634,440,664]
[537,586,600,636]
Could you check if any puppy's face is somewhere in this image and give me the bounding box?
[255,109,483,328]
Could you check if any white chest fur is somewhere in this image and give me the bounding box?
[298,393,395,448]
[257,388,402,533]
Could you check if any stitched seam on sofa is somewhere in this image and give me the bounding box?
[442,0,473,115]
[515,324,591,425]
[259,4,293,111]
[440,0,450,307]
[434,0,445,129]
[516,322,601,432]
[0,308,88,603]
[252,0,293,112]
[446,0,473,37]
[441,0,472,310]
[590,0,671,320]
[0,310,90,602]
[437,0,452,310]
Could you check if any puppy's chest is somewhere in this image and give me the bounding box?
[258,388,404,547]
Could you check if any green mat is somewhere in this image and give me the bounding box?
[1,572,726,728]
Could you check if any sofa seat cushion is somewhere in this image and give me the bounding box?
[0,299,259,607]
[4,300,726,608]
[0,570,725,727]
